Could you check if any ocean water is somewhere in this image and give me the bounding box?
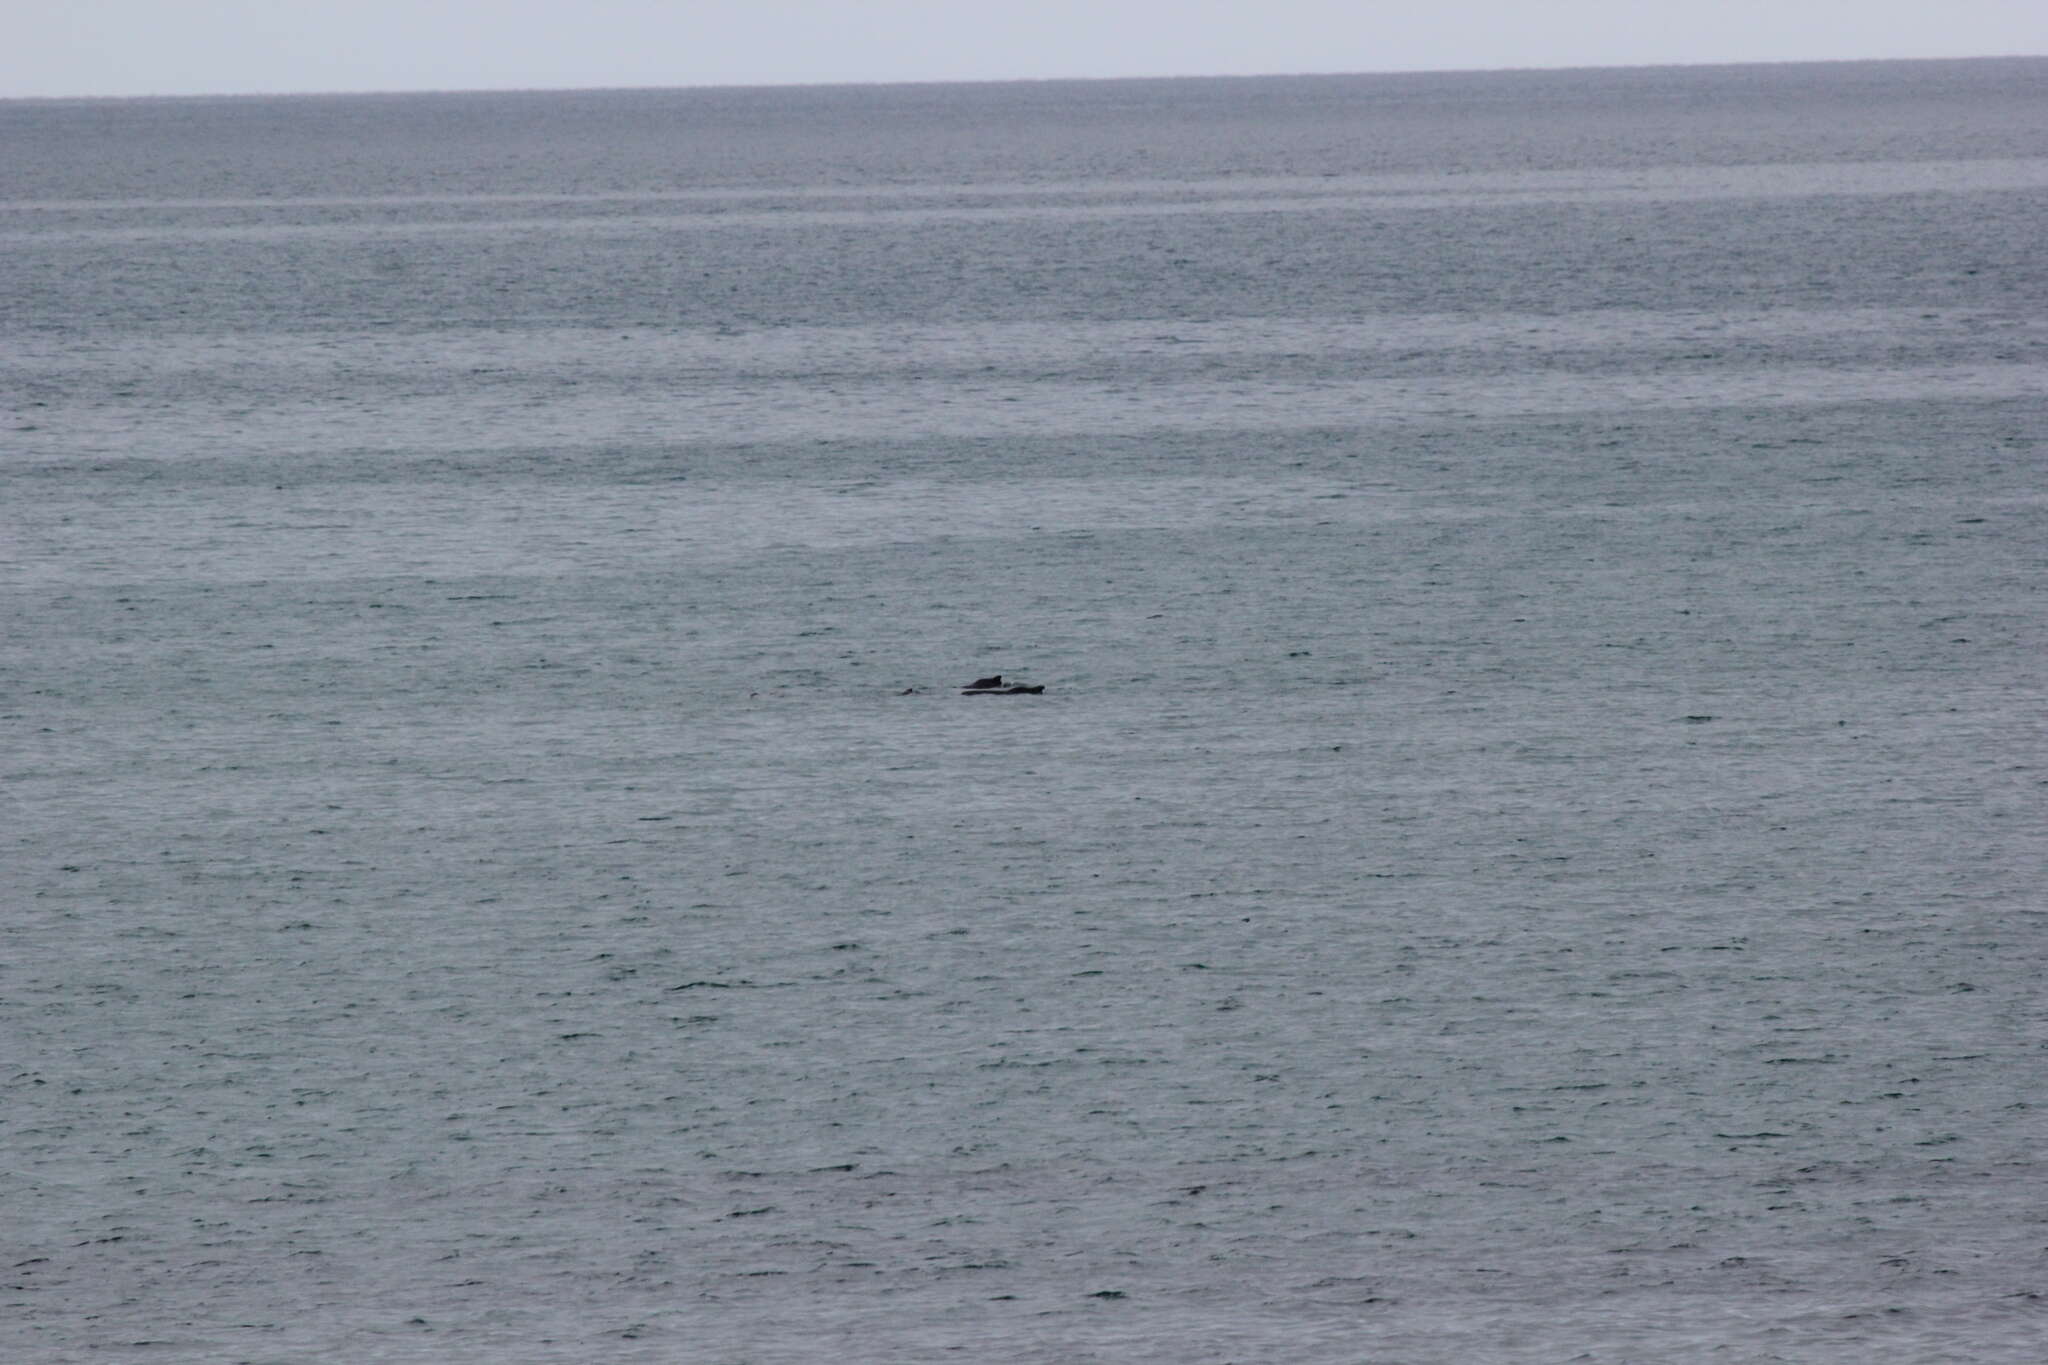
[3,59,2046,1363]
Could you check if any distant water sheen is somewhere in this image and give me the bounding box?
[4,60,2046,1364]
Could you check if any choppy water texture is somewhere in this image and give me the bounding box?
[4,60,2047,1363]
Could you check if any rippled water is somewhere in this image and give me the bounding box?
[5,60,2046,1362]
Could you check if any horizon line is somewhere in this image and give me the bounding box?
[6,51,2043,104]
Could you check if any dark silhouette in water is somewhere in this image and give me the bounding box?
[963,683,1044,695]
[967,674,1003,690]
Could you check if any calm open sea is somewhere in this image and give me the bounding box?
[4,59,2046,1363]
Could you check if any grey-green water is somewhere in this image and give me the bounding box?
[5,60,2046,1362]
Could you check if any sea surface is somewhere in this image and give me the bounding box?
[3,59,2046,1363]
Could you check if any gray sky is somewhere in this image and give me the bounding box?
[7,0,2045,98]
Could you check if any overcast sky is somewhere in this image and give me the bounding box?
[7,0,2045,99]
